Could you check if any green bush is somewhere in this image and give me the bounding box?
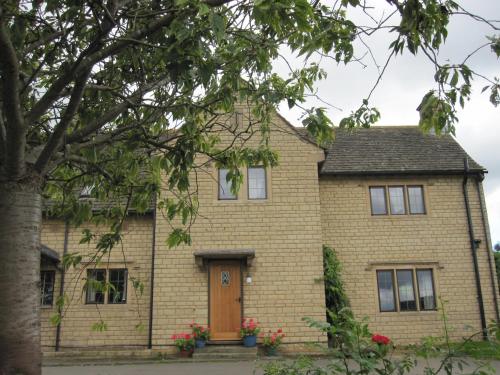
[263,302,500,375]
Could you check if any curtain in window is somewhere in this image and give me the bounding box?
[248,167,266,199]
[396,270,417,311]
[417,270,436,310]
[219,169,236,199]
[377,271,395,311]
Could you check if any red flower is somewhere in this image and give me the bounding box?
[371,334,391,345]
[277,328,282,334]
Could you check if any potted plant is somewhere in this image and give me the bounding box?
[171,333,195,357]
[191,323,211,348]
[240,318,260,347]
[261,328,285,356]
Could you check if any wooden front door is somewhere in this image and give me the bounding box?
[209,260,242,340]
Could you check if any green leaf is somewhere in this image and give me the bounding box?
[209,13,225,42]
[450,71,459,87]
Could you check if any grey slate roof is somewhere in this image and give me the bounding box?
[317,126,485,175]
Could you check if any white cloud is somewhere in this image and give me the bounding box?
[486,187,500,248]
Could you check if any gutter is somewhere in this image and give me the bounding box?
[463,159,487,339]
[55,220,69,351]
[475,178,500,322]
[147,194,157,349]
[320,169,487,177]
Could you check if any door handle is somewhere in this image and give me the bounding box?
[236,297,241,303]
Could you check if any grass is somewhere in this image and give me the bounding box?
[453,340,500,360]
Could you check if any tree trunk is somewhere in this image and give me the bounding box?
[0,180,42,375]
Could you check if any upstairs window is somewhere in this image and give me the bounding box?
[86,269,106,304]
[388,186,406,215]
[108,269,128,304]
[218,169,236,200]
[408,186,426,214]
[370,185,426,216]
[235,112,243,127]
[248,167,267,200]
[370,187,387,215]
[41,271,55,307]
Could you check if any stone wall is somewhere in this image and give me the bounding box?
[40,216,153,350]
[151,110,328,351]
[319,175,499,344]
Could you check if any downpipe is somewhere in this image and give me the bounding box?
[462,158,487,339]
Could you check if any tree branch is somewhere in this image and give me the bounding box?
[24,30,65,54]
[25,11,177,127]
[66,77,169,144]
[34,68,92,174]
[0,109,6,165]
[0,10,26,179]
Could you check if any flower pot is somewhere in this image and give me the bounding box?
[243,335,257,347]
[178,349,194,358]
[265,346,278,356]
[195,339,206,348]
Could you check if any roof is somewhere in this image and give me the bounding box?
[41,244,60,263]
[318,126,485,176]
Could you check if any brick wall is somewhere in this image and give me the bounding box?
[151,110,328,351]
[40,216,153,350]
[319,175,499,344]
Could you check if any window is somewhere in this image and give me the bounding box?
[377,271,396,312]
[235,112,243,127]
[377,268,436,312]
[396,270,417,311]
[86,269,106,304]
[108,269,128,304]
[79,184,93,198]
[408,186,426,214]
[218,168,236,200]
[370,187,387,215]
[248,167,267,199]
[388,186,406,215]
[417,269,436,310]
[370,185,426,216]
[41,271,55,306]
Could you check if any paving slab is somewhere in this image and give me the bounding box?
[42,357,500,375]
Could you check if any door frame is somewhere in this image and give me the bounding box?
[207,259,244,341]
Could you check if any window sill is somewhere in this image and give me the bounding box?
[377,310,439,316]
[216,199,270,204]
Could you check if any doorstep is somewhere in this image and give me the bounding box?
[192,345,258,361]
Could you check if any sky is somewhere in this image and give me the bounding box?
[275,1,500,247]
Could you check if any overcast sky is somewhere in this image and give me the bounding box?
[275,0,500,247]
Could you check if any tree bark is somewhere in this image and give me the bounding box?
[0,180,43,375]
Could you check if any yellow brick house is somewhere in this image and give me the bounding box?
[40,111,499,353]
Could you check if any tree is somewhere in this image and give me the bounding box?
[0,0,498,373]
[495,243,500,292]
